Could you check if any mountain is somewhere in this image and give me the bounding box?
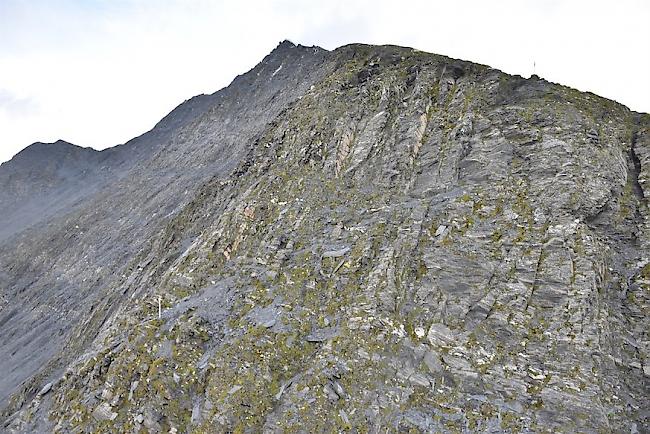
[1,41,648,433]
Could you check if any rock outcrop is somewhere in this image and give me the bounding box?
[1,41,648,433]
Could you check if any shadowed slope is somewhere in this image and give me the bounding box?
[1,42,648,433]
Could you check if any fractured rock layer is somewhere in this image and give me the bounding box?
[1,41,648,433]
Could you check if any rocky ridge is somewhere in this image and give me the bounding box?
[0,41,648,433]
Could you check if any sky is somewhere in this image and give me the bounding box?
[0,0,649,163]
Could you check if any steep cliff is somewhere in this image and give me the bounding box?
[1,41,648,433]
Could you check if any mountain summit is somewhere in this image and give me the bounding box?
[1,42,648,433]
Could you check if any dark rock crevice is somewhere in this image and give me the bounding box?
[628,128,645,202]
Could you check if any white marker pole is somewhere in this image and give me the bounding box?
[158,296,162,319]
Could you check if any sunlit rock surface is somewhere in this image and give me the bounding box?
[1,41,648,433]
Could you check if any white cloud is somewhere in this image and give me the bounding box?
[0,89,40,117]
[0,0,648,163]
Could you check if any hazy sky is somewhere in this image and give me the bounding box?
[1,0,648,163]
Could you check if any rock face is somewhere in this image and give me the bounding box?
[0,41,648,433]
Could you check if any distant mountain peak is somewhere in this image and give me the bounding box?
[30,139,75,148]
[278,39,296,48]
[12,139,79,159]
[267,39,326,60]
